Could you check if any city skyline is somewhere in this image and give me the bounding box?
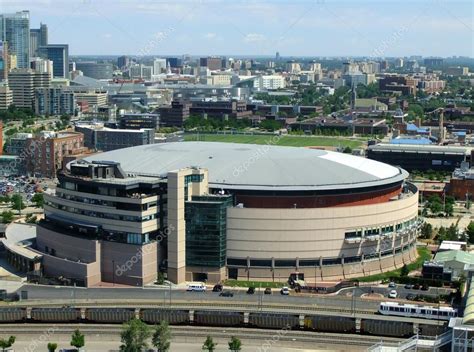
[1,0,472,57]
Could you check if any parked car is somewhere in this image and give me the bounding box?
[413,283,420,290]
[247,287,255,294]
[280,287,289,295]
[212,284,223,292]
[421,284,429,291]
[264,287,272,295]
[219,291,234,297]
[404,284,414,289]
[388,290,398,298]
[388,282,396,288]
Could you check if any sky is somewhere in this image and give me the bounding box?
[1,0,473,57]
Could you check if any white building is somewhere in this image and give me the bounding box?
[153,58,167,75]
[253,75,286,90]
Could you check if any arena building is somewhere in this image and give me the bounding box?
[35,142,421,286]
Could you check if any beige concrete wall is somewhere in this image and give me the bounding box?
[100,241,157,286]
[41,252,101,286]
[233,246,417,282]
[36,225,100,263]
[226,191,418,260]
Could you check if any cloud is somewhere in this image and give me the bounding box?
[102,33,113,39]
[204,32,217,39]
[243,33,266,43]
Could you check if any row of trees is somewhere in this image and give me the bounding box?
[119,318,242,351]
[422,195,455,217]
[0,329,84,351]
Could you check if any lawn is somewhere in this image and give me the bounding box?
[355,246,432,283]
[184,133,363,149]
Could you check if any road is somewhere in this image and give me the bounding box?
[16,284,382,311]
[338,283,454,300]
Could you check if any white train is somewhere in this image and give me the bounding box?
[379,301,457,321]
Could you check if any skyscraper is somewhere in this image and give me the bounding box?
[0,41,8,81]
[0,11,30,69]
[39,44,69,78]
[30,22,48,57]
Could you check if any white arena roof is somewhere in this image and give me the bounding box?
[83,142,408,191]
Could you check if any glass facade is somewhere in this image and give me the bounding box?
[185,194,233,268]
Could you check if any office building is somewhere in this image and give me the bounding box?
[446,66,469,76]
[119,113,158,130]
[35,87,76,116]
[39,44,69,78]
[153,58,166,75]
[285,60,301,73]
[394,58,404,68]
[0,11,30,68]
[0,41,8,80]
[158,101,191,127]
[117,55,130,69]
[34,142,419,286]
[199,57,222,71]
[253,75,286,90]
[75,123,154,152]
[0,84,12,110]
[8,68,50,108]
[30,57,53,78]
[166,57,181,68]
[29,23,47,57]
[71,89,107,110]
[7,53,17,71]
[26,131,85,178]
[5,132,31,155]
[129,64,153,80]
[75,62,113,79]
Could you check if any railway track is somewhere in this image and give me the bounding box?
[0,324,403,347]
[4,299,377,315]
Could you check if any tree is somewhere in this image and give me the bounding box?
[202,336,217,352]
[0,336,15,351]
[31,192,44,208]
[120,318,151,352]
[152,321,171,352]
[228,336,242,352]
[400,264,409,277]
[47,342,58,352]
[11,194,25,211]
[343,146,352,154]
[1,211,14,224]
[259,119,281,132]
[70,329,85,349]
[156,272,165,285]
[466,221,474,244]
[420,222,433,239]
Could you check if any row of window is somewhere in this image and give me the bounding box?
[45,200,158,223]
[56,191,158,211]
[226,243,413,267]
[345,217,418,239]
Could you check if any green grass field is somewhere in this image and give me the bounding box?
[184,133,363,149]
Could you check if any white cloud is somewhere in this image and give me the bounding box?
[204,32,217,39]
[243,33,266,43]
[102,33,113,39]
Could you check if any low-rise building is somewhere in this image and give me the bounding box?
[75,123,154,152]
[433,250,474,279]
[26,131,86,178]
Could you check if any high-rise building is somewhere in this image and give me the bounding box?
[117,55,129,69]
[395,58,404,68]
[35,87,76,116]
[8,68,50,108]
[30,23,48,57]
[0,11,30,68]
[0,83,12,110]
[39,44,69,78]
[153,58,166,75]
[199,57,222,71]
[0,41,8,81]
[7,53,17,71]
[166,57,181,68]
[30,57,53,78]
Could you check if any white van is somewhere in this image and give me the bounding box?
[186,282,207,292]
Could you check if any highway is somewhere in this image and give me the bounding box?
[15,284,381,311]
[338,283,454,300]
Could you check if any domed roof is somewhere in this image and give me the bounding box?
[84,142,407,191]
